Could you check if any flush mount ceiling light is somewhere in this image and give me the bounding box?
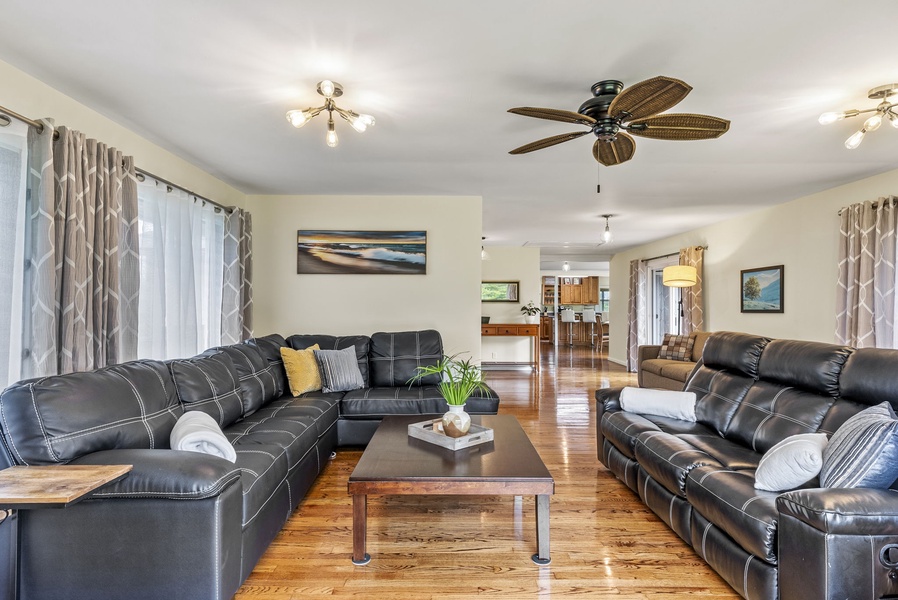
[562,261,571,272]
[599,214,614,244]
[286,80,375,148]
[819,83,898,149]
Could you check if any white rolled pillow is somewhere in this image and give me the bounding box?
[619,387,697,422]
[170,411,237,463]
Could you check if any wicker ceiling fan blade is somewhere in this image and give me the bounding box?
[608,76,692,121]
[508,107,596,126]
[593,132,636,166]
[627,113,731,140]
[509,131,592,155]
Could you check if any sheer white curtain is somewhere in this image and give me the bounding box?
[137,177,224,359]
[0,120,29,385]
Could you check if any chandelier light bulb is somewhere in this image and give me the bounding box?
[349,116,368,133]
[864,114,883,132]
[358,114,375,127]
[286,110,310,128]
[890,113,898,129]
[845,129,866,150]
[562,261,570,272]
[818,112,843,125]
[326,118,338,147]
[319,80,336,98]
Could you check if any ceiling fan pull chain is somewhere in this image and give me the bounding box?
[597,163,601,194]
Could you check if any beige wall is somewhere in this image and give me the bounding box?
[245,195,483,360]
[609,167,898,365]
[481,246,541,362]
[0,58,245,207]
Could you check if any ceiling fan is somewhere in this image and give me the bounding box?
[508,76,730,166]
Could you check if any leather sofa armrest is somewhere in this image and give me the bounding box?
[777,488,898,535]
[595,387,624,462]
[637,345,661,387]
[71,449,241,500]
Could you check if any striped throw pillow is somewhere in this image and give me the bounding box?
[658,334,695,361]
[821,402,898,488]
[314,347,365,393]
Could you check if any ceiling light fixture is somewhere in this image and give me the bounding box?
[562,261,571,272]
[819,83,898,149]
[600,214,614,244]
[286,80,375,148]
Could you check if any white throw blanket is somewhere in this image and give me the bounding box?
[170,411,237,463]
[619,387,697,422]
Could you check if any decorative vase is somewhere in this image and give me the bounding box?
[442,404,471,438]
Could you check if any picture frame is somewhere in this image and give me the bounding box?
[572,277,581,285]
[562,277,571,285]
[741,265,784,313]
[297,230,426,275]
[481,281,520,303]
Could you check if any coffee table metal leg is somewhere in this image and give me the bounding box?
[532,494,551,565]
[352,494,371,565]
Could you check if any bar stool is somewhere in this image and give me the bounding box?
[560,309,576,346]
[597,313,610,354]
[582,309,598,350]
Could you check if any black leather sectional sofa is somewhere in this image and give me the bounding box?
[0,329,498,600]
[597,331,898,600]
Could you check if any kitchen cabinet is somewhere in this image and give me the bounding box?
[543,285,555,306]
[540,316,554,341]
[584,277,599,304]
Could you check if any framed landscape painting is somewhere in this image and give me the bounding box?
[741,265,784,313]
[297,230,427,275]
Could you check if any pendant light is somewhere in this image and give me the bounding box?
[600,214,613,244]
[562,261,570,272]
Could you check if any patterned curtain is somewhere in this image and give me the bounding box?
[221,208,253,343]
[836,198,898,348]
[25,125,138,376]
[679,246,705,333]
[626,259,647,371]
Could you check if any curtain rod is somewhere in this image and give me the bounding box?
[0,102,233,214]
[644,245,708,263]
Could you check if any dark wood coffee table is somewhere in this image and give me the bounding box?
[347,414,554,565]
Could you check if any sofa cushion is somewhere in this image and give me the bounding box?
[279,345,321,396]
[0,360,182,465]
[686,366,754,437]
[288,334,371,386]
[253,394,341,439]
[821,401,898,489]
[686,465,781,565]
[369,330,443,387]
[677,434,762,471]
[658,334,695,361]
[226,415,318,472]
[725,381,834,453]
[206,344,280,416]
[340,385,498,418]
[839,347,898,410]
[230,443,290,528]
[635,432,722,497]
[314,347,365,393]
[244,334,289,398]
[640,359,665,376]
[169,352,244,428]
[701,332,770,378]
[757,339,852,397]
[602,411,714,460]
[659,360,698,383]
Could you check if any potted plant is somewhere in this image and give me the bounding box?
[408,353,491,437]
[521,301,541,324]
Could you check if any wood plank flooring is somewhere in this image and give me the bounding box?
[234,344,738,599]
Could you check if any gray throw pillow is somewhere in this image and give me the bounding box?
[821,402,898,489]
[314,347,365,393]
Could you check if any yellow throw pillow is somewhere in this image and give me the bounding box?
[280,344,322,397]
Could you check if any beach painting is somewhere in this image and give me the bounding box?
[297,230,427,275]
[741,265,783,313]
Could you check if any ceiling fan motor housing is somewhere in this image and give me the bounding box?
[579,80,624,141]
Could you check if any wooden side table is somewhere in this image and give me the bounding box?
[0,465,132,599]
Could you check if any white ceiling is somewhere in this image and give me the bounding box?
[2,0,898,257]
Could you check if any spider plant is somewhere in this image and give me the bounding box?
[408,353,491,406]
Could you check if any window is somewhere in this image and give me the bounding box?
[0,121,28,386]
[647,257,681,344]
[599,288,610,313]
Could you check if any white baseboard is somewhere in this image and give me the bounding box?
[607,357,627,367]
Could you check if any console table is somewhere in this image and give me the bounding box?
[481,323,540,372]
[0,464,132,599]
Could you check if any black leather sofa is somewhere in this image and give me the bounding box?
[596,331,898,600]
[0,329,498,600]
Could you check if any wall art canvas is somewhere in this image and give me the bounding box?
[297,230,427,275]
[741,265,784,313]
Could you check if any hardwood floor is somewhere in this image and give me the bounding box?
[235,344,738,599]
